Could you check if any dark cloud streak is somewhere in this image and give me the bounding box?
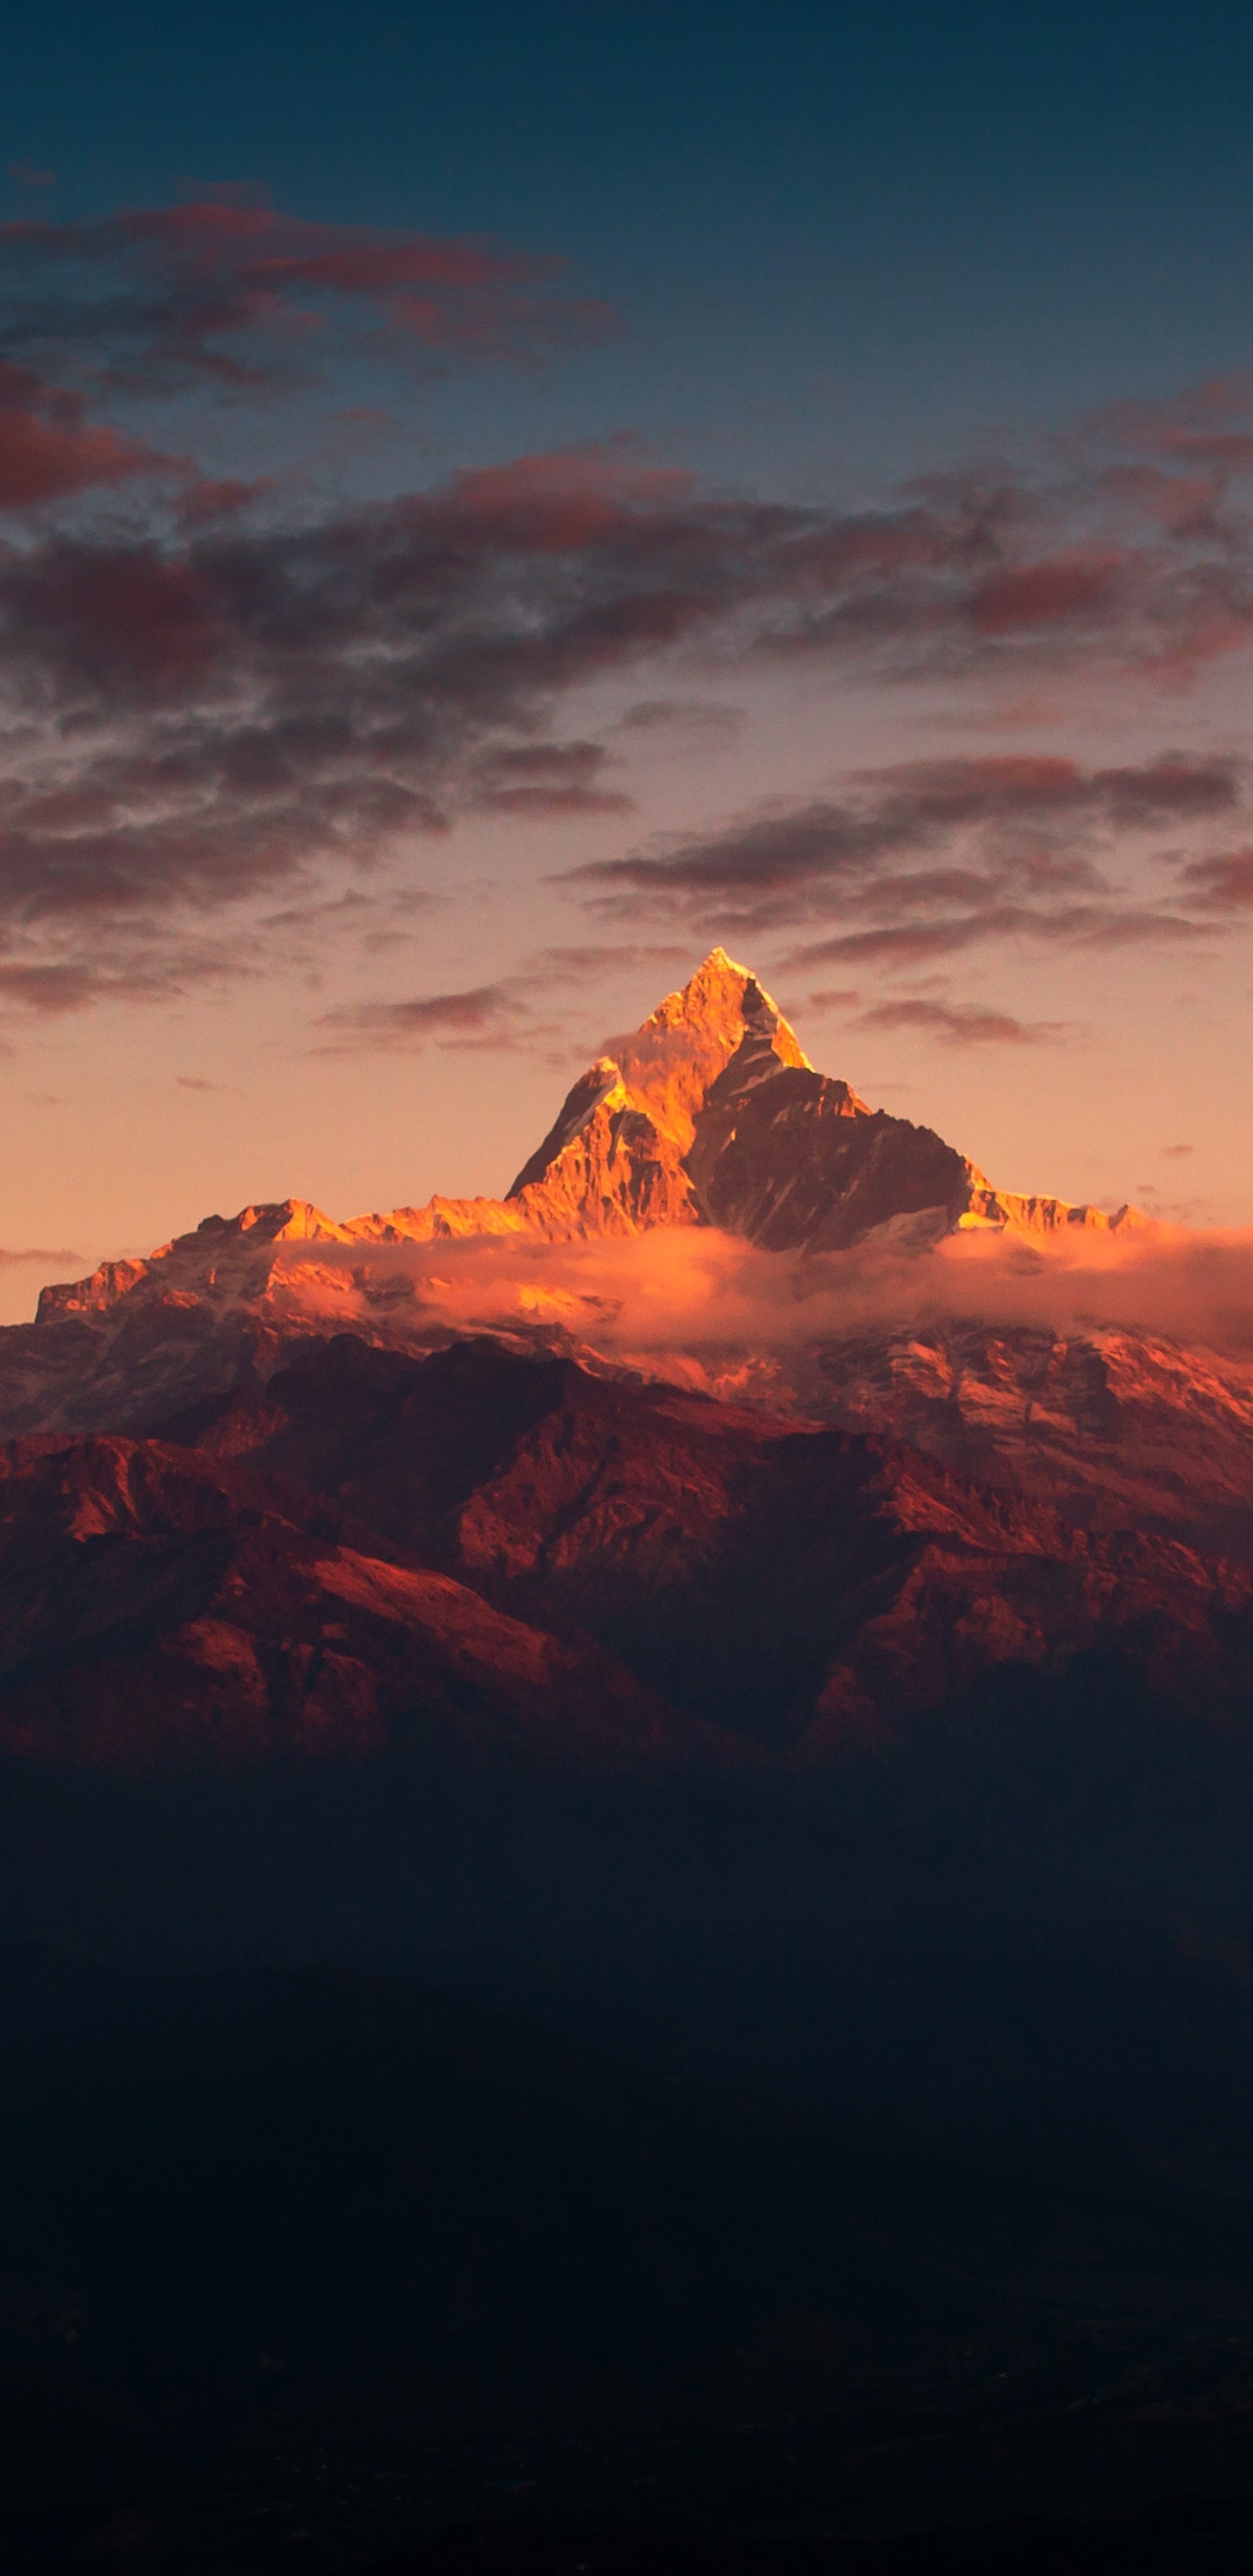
[0,200,620,393]
[1,338,1253,1011]
[854,997,1071,1048]
[567,755,1239,958]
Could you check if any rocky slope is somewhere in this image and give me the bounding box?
[0,1399,711,1771]
[4,1333,1252,1770]
[809,1318,1253,1556]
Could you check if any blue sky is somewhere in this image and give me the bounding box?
[11,0,1253,486]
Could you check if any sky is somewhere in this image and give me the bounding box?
[5,0,1253,1316]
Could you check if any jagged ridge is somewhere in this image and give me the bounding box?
[0,948,1156,1458]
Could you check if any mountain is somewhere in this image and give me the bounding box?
[0,948,1147,1446]
[182,1335,1253,1750]
[0,1399,720,1772]
[37,946,1141,1281]
[3,1327,1252,1774]
[2,945,1252,1768]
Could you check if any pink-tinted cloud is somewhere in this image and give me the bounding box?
[472,740,632,819]
[271,1218,1253,1374]
[0,1244,81,1267]
[1179,848,1253,909]
[317,983,523,1053]
[0,199,620,391]
[0,359,168,506]
[0,367,1251,1011]
[968,551,1126,634]
[312,943,694,1059]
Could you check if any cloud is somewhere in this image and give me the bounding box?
[0,1243,81,1266]
[615,696,743,741]
[853,998,1070,1048]
[315,980,527,1055]
[800,986,861,1013]
[0,351,1252,1013]
[271,1218,1253,1379]
[968,551,1126,634]
[566,753,1241,951]
[1178,848,1253,909]
[471,739,632,818]
[0,441,847,1006]
[0,929,258,1017]
[787,907,1215,972]
[0,960,208,1011]
[0,358,171,506]
[0,199,620,392]
[527,941,692,978]
[312,941,694,1057]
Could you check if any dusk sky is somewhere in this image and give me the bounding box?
[7,0,1253,1315]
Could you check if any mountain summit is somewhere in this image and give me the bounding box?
[506,947,829,1237]
[3,948,1147,1439]
[496,946,1136,1251]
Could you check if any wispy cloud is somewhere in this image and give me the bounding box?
[0,198,620,395]
[0,356,172,507]
[614,696,743,742]
[316,981,528,1054]
[0,1242,82,1266]
[272,1217,1253,1369]
[566,753,1239,956]
[1,293,1253,1019]
[312,941,693,1057]
[1178,848,1253,909]
[853,997,1072,1048]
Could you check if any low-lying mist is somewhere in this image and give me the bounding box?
[274,1218,1253,1379]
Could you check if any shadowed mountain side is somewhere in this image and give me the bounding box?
[692,1067,968,1251]
[810,1321,1253,1559]
[171,1336,1253,1748]
[0,1427,707,1772]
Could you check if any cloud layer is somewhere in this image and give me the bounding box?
[275,1218,1253,1379]
[3,205,1253,1027]
[569,751,1244,956]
